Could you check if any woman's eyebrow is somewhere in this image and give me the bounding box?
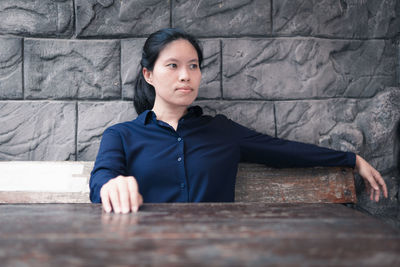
[163,58,198,63]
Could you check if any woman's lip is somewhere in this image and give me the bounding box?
[176,87,193,91]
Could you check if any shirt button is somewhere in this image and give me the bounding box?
[180,183,185,189]
[177,137,182,142]
[177,157,182,162]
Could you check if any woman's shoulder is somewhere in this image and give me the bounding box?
[103,116,143,134]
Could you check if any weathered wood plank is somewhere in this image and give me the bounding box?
[235,164,356,203]
[0,203,398,266]
[0,192,90,203]
[0,161,93,203]
[0,162,356,203]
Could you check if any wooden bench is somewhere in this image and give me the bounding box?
[0,161,356,204]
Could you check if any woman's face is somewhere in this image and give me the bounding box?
[143,39,202,111]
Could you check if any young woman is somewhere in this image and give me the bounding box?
[90,28,388,213]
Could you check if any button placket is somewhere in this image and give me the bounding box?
[176,133,188,200]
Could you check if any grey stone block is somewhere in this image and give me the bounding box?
[24,39,121,100]
[173,0,271,36]
[195,100,275,136]
[355,88,400,173]
[77,101,137,161]
[273,0,400,38]
[198,39,221,99]
[0,101,75,160]
[223,39,395,100]
[0,0,73,37]
[121,38,146,100]
[121,39,221,100]
[0,38,22,99]
[275,89,400,166]
[275,99,362,151]
[75,0,170,37]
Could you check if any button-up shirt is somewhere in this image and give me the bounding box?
[90,106,355,203]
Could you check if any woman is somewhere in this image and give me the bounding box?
[90,28,387,213]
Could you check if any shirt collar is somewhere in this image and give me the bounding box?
[137,106,203,125]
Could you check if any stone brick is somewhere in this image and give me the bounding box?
[173,0,271,36]
[0,101,75,160]
[275,98,362,151]
[121,39,221,100]
[75,0,170,37]
[121,38,146,100]
[0,0,73,37]
[273,0,400,38]
[0,38,22,99]
[275,88,400,166]
[24,39,121,100]
[77,101,137,161]
[198,40,221,99]
[223,39,395,100]
[195,100,275,136]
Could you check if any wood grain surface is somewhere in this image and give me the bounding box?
[0,203,398,266]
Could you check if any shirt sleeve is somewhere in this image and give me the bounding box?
[89,127,127,203]
[231,119,356,168]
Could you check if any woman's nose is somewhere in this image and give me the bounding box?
[179,67,190,81]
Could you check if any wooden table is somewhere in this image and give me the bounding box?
[0,203,399,266]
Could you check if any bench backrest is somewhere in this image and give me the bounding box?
[0,161,356,204]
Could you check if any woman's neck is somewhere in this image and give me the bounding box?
[151,105,188,131]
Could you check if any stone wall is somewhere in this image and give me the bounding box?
[0,0,399,225]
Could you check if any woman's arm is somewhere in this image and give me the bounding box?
[90,127,143,213]
[231,118,388,202]
[354,155,388,202]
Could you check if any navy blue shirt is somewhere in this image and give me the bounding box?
[90,106,355,203]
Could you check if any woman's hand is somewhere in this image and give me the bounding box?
[100,175,143,213]
[355,155,388,202]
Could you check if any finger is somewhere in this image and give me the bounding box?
[138,193,143,206]
[100,186,112,213]
[373,170,388,198]
[117,179,130,214]
[109,184,121,213]
[127,177,140,212]
[374,187,380,202]
[369,186,374,201]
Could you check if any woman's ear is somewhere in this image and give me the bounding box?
[143,68,153,85]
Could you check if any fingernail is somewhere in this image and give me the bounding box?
[133,206,138,212]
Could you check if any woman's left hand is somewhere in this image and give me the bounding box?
[355,155,388,202]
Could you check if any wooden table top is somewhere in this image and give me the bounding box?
[0,203,399,266]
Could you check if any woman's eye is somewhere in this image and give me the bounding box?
[189,64,198,69]
[167,63,177,68]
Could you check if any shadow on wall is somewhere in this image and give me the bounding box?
[397,121,400,173]
[397,121,400,214]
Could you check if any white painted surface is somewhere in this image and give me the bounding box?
[0,161,93,192]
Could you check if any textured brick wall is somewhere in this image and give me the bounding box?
[0,0,399,224]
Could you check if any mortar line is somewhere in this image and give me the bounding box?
[170,0,173,27]
[270,0,273,34]
[219,39,223,99]
[273,102,277,138]
[75,101,78,161]
[72,0,77,39]
[119,40,123,100]
[21,38,25,99]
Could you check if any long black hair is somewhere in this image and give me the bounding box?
[133,28,203,114]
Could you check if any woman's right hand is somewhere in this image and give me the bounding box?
[100,176,143,213]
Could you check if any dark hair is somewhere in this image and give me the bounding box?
[133,28,203,114]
